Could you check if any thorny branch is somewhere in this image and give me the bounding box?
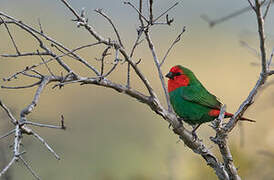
[0,0,273,179]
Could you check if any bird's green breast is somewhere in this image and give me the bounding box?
[169,87,215,125]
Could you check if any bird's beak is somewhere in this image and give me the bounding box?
[165,72,173,79]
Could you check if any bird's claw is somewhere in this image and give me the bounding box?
[192,130,198,142]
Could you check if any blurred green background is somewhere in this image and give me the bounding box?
[0,0,274,179]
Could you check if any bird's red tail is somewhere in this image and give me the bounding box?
[208,109,255,122]
[224,112,256,122]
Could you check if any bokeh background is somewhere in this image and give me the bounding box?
[0,0,274,179]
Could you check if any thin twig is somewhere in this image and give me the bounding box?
[144,30,172,111]
[0,100,17,124]
[37,50,55,77]
[268,70,274,75]
[32,131,60,160]
[60,0,157,97]
[24,121,66,130]
[263,0,273,19]
[19,156,41,180]
[239,40,260,58]
[2,42,100,82]
[224,0,269,133]
[127,30,144,87]
[37,18,43,34]
[160,26,186,67]
[0,157,16,177]
[153,2,179,23]
[95,9,124,48]
[1,51,50,58]
[210,105,241,180]
[100,49,119,78]
[0,17,20,55]
[124,1,149,23]
[202,0,274,27]
[20,77,50,122]
[1,81,42,89]
[257,150,274,158]
[99,46,111,76]
[247,0,256,11]
[149,0,153,24]
[0,129,15,140]
[22,72,42,79]
[51,43,78,59]
[267,48,274,70]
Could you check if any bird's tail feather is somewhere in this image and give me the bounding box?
[225,112,256,122]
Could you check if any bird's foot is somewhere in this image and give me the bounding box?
[191,130,198,142]
[191,124,201,142]
[178,118,183,124]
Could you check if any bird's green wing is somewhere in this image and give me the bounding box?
[180,84,222,109]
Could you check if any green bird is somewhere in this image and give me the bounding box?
[165,65,255,137]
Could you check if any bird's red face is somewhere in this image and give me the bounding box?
[166,66,189,92]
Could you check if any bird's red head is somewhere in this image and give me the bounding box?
[166,65,189,92]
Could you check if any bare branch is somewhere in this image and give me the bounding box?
[100,49,119,78]
[20,77,50,122]
[60,0,156,98]
[160,26,186,67]
[22,71,42,79]
[263,0,273,19]
[0,100,17,124]
[173,125,229,180]
[95,8,124,48]
[153,2,179,23]
[1,51,50,57]
[143,30,172,111]
[255,0,267,74]
[149,0,153,24]
[99,46,111,76]
[19,156,41,180]
[267,48,274,70]
[0,157,16,177]
[24,121,66,130]
[225,0,269,132]
[138,0,145,27]
[2,42,101,82]
[202,0,274,27]
[1,80,42,89]
[37,50,55,77]
[201,5,251,28]
[1,1,272,179]
[268,70,274,75]
[0,129,15,140]
[0,13,73,74]
[210,105,241,179]
[0,17,20,55]
[257,150,274,158]
[124,1,149,23]
[127,30,144,87]
[37,18,43,34]
[247,0,256,11]
[239,40,260,58]
[32,131,60,160]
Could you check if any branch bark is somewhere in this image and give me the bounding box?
[0,0,273,179]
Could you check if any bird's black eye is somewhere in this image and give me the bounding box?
[173,72,181,76]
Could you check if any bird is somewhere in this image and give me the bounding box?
[165,65,255,139]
